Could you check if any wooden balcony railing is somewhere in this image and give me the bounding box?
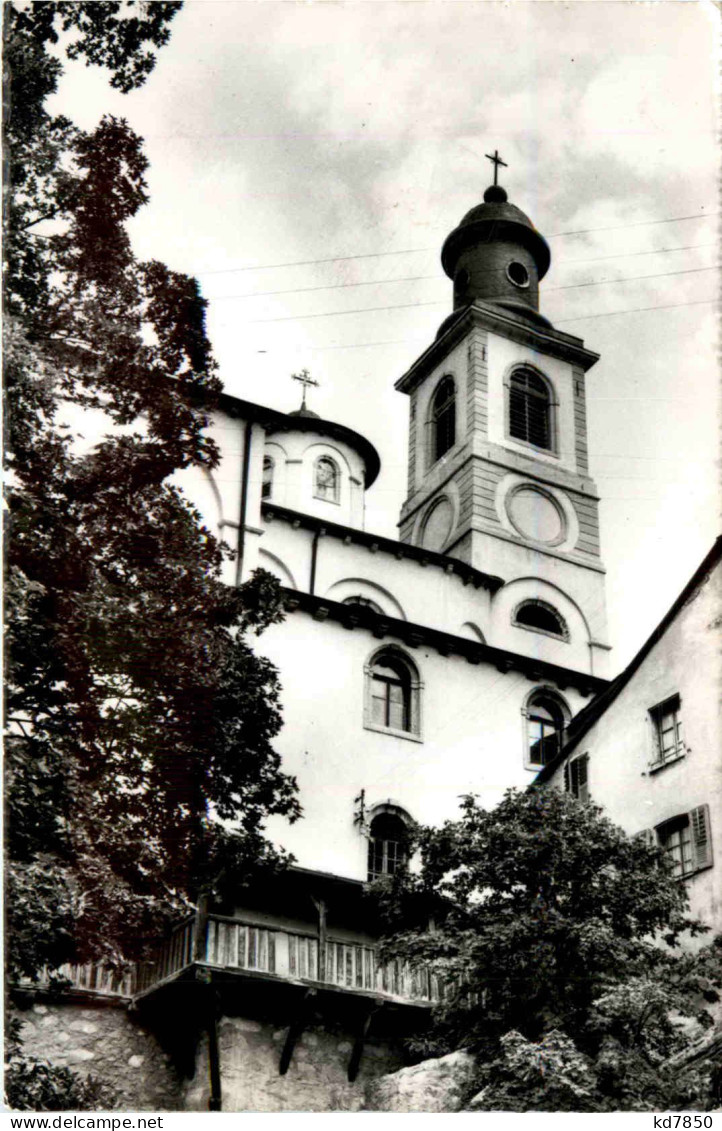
[134,914,196,995]
[31,914,442,1006]
[34,963,135,997]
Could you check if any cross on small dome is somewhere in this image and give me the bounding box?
[291,368,319,412]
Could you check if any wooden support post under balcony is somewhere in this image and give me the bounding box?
[347,1002,380,1083]
[279,988,316,1076]
[196,968,222,1111]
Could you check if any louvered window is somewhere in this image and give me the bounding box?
[509,369,552,450]
[431,377,456,463]
[564,753,589,802]
[655,806,713,878]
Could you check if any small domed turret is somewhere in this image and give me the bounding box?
[288,405,321,419]
[440,170,551,328]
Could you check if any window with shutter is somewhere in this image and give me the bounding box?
[690,805,713,871]
[656,806,713,878]
[564,753,589,802]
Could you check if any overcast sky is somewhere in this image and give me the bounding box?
[50,0,719,671]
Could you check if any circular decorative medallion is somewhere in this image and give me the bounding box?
[420,497,454,552]
[507,485,565,545]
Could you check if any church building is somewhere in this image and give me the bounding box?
[197,167,611,882]
[22,164,706,1112]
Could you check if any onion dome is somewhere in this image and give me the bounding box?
[439,181,552,328]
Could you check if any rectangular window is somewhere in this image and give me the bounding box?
[371,675,409,731]
[655,805,713,879]
[649,694,683,767]
[527,718,560,767]
[564,753,589,802]
[658,816,693,878]
[367,837,406,880]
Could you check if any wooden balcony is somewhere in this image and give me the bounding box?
[35,913,442,1009]
[200,915,443,1005]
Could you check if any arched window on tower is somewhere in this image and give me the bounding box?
[314,456,340,503]
[262,455,274,500]
[513,599,568,640]
[524,690,569,768]
[508,367,553,451]
[364,648,422,738]
[367,810,410,880]
[430,376,456,463]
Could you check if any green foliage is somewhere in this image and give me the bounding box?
[468,946,722,1113]
[5,1018,118,1111]
[378,789,701,1049]
[5,2,300,982]
[376,790,720,1110]
[470,1029,601,1112]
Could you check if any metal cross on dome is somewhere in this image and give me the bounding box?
[485,148,508,185]
[292,368,319,410]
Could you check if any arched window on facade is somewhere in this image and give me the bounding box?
[364,648,421,737]
[342,596,383,614]
[430,376,456,463]
[525,690,568,768]
[508,367,553,451]
[262,455,274,500]
[513,599,568,640]
[314,456,340,503]
[367,810,410,880]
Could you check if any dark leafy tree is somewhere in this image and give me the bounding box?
[469,945,722,1112]
[4,1,300,986]
[375,790,709,1054]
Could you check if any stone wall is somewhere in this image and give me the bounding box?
[184,1014,404,1112]
[363,1049,478,1112]
[11,1002,183,1111]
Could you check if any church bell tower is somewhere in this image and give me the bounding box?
[396,155,610,674]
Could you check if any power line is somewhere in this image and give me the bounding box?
[199,247,429,277]
[196,210,717,276]
[251,296,716,351]
[566,242,715,267]
[546,263,719,294]
[557,298,715,325]
[248,299,446,324]
[207,244,718,302]
[246,268,718,324]
[212,274,435,301]
[550,210,717,239]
